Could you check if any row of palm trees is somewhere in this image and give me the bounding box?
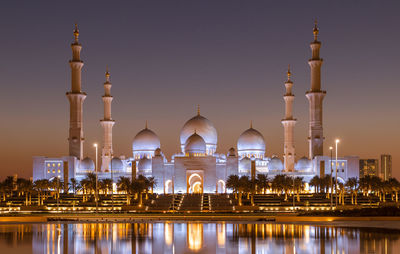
[226,174,400,206]
[226,174,305,205]
[0,173,156,207]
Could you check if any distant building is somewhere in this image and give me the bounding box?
[359,159,379,178]
[380,154,392,181]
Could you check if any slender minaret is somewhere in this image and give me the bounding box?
[66,24,86,159]
[100,69,115,172]
[281,66,296,172]
[306,21,326,159]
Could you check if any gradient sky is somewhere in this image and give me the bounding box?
[1,0,399,180]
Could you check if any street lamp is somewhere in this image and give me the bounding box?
[335,139,340,207]
[329,146,333,210]
[94,143,98,213]
[111,154,114,213]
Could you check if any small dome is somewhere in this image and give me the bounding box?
[154,148,162,156]
[184,133,206,155]
[80,157,95,171]
[138,157,152,171]
[237,127,266,156]
[295,156,312,171]
[268,156,283,171]
[180,114,217,147]
[132,127,160,156]
[239,157,251,173]
[228,147,236,157]
[110,157,123,171]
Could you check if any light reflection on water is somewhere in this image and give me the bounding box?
[0,222,399,253]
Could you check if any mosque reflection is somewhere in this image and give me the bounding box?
[0,222,399,253]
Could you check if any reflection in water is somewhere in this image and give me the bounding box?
[0,222,399,253]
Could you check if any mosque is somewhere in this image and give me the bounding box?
[33,23,359,194]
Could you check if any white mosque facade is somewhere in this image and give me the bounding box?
[33,24,360,194]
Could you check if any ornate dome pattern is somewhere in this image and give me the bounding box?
[268,156,284,171]
[110,157,123,171]
[295,156,312,171]
[184,133,207,155]
[237,127,266,156]
[132,127,161,154]
[80,157,95,171]
[180,114,217,147]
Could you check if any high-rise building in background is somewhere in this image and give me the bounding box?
[380,154,392,181]
[359,159,379,178]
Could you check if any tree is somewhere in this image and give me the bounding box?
[117,176,132,205]
[226,175,240,199]
[33,179,50,205]
[345,177,358,205]
[69,178,78,195]
[256,174,269,194]
[309,176,320,194]
[18,178,33,206]
[100,178,113,196]
[80,173,97,202]
[293,177,304,202]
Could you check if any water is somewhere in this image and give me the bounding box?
[0,222,399,253]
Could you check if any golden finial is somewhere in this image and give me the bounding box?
[73,23,79,43]
[287,64,291,81]
[313,19,319,41]
[105,66,110,82]
[250,120,253,129]
[145,120,148,129]
[197,105,200,116]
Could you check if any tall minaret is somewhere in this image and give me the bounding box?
[306,21,326,159]
[66,24,86,159]
[100,69,115,172]
[281,66,296,172]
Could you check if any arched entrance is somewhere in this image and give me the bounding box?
[164,180,173,194]
[217,180,226,194]
[187,173,203,194]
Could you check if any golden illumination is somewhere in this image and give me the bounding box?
[187,223,203,251]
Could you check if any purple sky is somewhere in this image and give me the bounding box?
[1,0,400,179]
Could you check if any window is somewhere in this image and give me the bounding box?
[58,169,61,173]
[47,170,50,173]
[47,163,50,167]
[52,170,55,173]
[52,163,55,167]
[58,163,61,167]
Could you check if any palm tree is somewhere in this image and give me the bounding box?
[309,176,320,194]
[293,177,304,202]
[100,178,113,196]
[18,178,33,206]
[80,173,97,202]
[117,176,132,205]
[345,177,358,205]
[147,177,156,194]
[226,175,240,199]
[256,174,269,194]
[69,178,78,195]
[388,178,400,202]
[238,176,251,206]
[0,181,6,202]
[3,176,15,198]
[33,179,49,205]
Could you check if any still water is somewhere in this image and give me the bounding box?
[0,222,399,254]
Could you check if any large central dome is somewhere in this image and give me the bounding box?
[132,126,161,159]
[180,113,217,154]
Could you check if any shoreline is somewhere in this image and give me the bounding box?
[1,214,400,230]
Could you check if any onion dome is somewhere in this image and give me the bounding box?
[180,110,217,154]
[295,156,312,171]
[228,147,236,157]
[237,126,266,158]
[184,133,206,155]
[110,157,123,171]
[138,156,152,171]
[268,156,284,171]
[132,125,161,159]
[239,157,251,173]
[80,157,95,171]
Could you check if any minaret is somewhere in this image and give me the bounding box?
[66,24,86,159]
[281,66,297,172]
[100,69,115,172]
[306,21,326,159]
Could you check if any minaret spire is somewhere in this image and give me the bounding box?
[100,68,115,171]
[281,66,297,172]
[306,21,326,160]
[66,24,86,159]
